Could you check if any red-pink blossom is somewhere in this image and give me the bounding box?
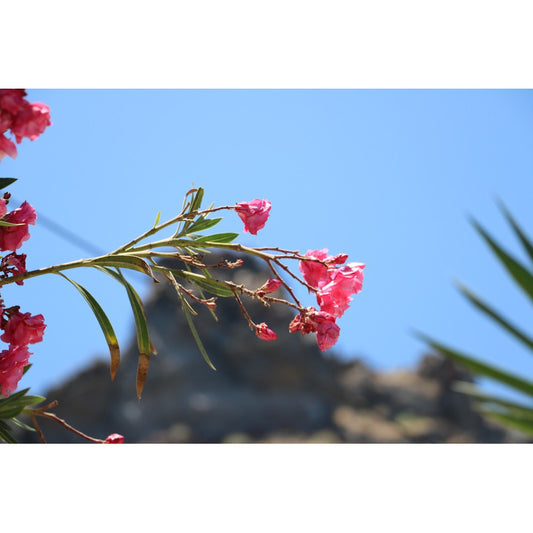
[234,199,271,235]
[12,102,51,143]
[288,306,340,351]
[255,322,278,341]
[0,198,7,218]
[1,253,27,285]
[299,249,330,288]
[104,433,125,444]
[0,344,31,397]
[0,89,27,115]
[316,263,365,318]
[299,249,349,289]
[1,311,46,346]
[310,312,340,351]
[0,134,17,162]
[0,201,37,251]
[0,110,13,133]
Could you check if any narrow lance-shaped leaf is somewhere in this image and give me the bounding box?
[185,216,222,236]
[178,187,205,235]
[153,210,161,228]
[0,388,46,419]
[455,281,533,353]
[481,409,533,438]
[414,331,533,399]
[156,266,234,298]
[453,381,533,419]
[94,266,153,399]
[182,262,219,322]
[58,273,121,380]
[0,177,17,190]
[194,233,240,244]
[0,221,24,227]
[91,255,159,283]
[471,217,533,304]
[498,200,533,266]
[0,420,17,443]
[175,288,216,371]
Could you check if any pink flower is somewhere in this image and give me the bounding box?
[1,253,27,285]
[104,433,125,444]
[0,89,27,115]
[288,306,340,351]
[0,134,17,162]
[1,311,46,345]
[0,197,7,218]
[311,312,340,351]
[0,201,37,251]
[234,199,271,235]
[299,249,348,289]
[12,102,51,143]
[0,344,31,397]
[255,322,278,341]
[0,110,13,133]
[316,263,365,318]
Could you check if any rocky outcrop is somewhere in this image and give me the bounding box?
[16,255,529,443]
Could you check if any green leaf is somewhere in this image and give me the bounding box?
[91,255,158,282]
[11,417,36,432]
[414,332,533,398]
[455,281,533,353]
[177,291,217,371]
[481,409,533,437]
[169,268,234,297]
[153,210,161,228]
[0,177,17,191]
[194,232,239,244]
[185,217,222,235]
[453,381,533,418]
[94,266,153,399]
[190,187,204,213]
[498,200,533,266]
[58,272,121,380]
[0,388,46,419]
[0,220,23,227]
[471,217,533,304]
[0,420,17,443]
[178,187,205,235]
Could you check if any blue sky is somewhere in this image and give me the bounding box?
[2,89,533,401]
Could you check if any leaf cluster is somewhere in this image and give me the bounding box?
[417,202,533,437]
[0,386,45,443]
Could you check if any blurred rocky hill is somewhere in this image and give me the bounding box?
[17,254,529,443]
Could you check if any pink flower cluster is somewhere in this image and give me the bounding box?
[0,89,51,161]
[299,249,365,319]
[0,197,37,253]
[0,307,46,396]
[232,200,364,352]
[291,249,365,351]
[0,197,43,396]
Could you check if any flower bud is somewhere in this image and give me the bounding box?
[255,322,277,341]
[104,433,125,444]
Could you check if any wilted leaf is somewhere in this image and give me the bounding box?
[94,266,153,398]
